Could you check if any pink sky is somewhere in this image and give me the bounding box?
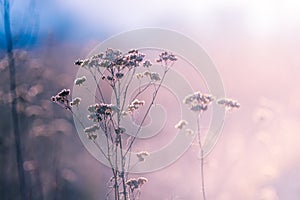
[44,1,300,199]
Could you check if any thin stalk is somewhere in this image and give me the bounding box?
[124,67,170,157]
[115,77,128,200]
[3,1,27,199]
[89,68,105,103]
[197,113,206,200]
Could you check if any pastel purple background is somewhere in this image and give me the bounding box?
[1,1,299,199]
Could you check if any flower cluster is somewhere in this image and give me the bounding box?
[74,49,149,84]
[183,91,214,112]
[143,71,161,81]
[143,60,152,68]
[87,103,118,122]
[126,177,148,191]
[70,97,81,107]
[74,76,86,86]
[136,151,150,162]
[127,99,145,113]
[156,51,177,63]
[51,89,71,109]
[217,98,240,110]
[175,120,188,129]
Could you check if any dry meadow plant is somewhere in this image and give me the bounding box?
[180,93,240,200]
[52,48,177,200]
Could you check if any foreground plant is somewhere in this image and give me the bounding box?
[52,48,177,200]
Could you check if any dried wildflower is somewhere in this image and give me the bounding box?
[175,120,188,129]
[70,97,81,106]
[144,71,161,81]
[107,76,114,81]
[126,178,139,191]
[115,72,124,79]
[122,49,145,67]
[84,124,99,133]
[96,103,114,115]
[128,99,145,112]
[136,73,144,79]
[74,59,84,66]
[217,98,240,110]
[58,89,70,97]
[137,177,148,186]
[143,60,152,68]
[157,51,177,63]
[74,76,86,86]
[87,103,118,122]
[126,177,148,191]
[115,127,126,134]
[183,92,214,105]
[51,89,71,109]
[136,151,150,162]
[104,48,122,62]
[184,91,214,112]
[88,104,98,112]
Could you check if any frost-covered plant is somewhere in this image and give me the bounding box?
[52,49,177,200]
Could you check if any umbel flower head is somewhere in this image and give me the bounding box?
[74,48,145,70]
[136,151,150,162]
[87,103,118,122]
[175,120,188,129]
[74,76,86,86]
[127,99,145,113]
[217,98,240,111]
[156,51,177,63]
[126,177,148,191]
[51,89,71,109]
[70,97,81,106]
[184,91,214,112]
[144,71,161,81]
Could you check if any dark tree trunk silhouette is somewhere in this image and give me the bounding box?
[3,0,27,199]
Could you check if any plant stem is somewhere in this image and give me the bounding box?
[197,114,206,200]
[3,1,27,199]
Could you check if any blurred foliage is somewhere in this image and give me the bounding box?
[0,44,94,199]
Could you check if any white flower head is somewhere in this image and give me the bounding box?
[217,98,240,110]
[128,99,145,112]
[74,76,87,86]
[136,151,150,162]
[126,178,139,190]
[143,60,152,68]
[136,73,144,79]
[144,71,161,81]
[175,120,188,129]
[184,91,214,112]
[137,177,148,186]
[70,97,81,106]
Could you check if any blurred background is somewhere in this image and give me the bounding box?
[1,0,300,199]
